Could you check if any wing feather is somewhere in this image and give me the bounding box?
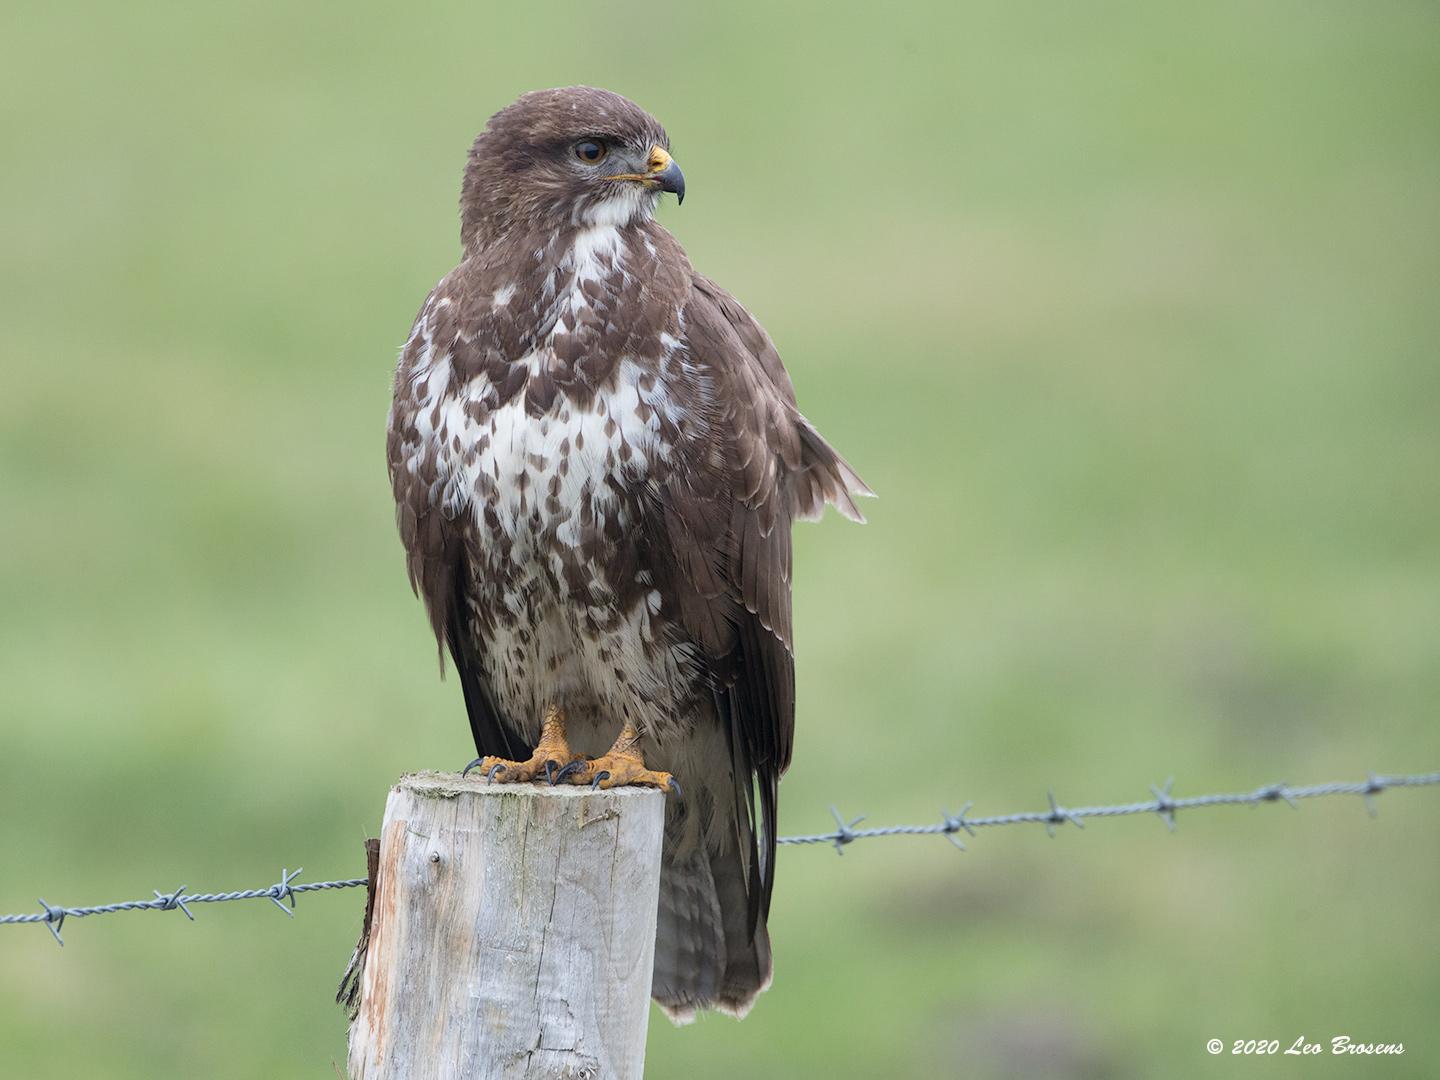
[660,273,869,927]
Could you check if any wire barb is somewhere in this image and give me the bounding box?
[36,899,65,946]
[828,806,865,855]
[940,802,974,851]
[1361,772,1386,818]
[1254,783,1299,810]
[268,867,301,916]
[1044,789,1082,837]
[1150,778,1178,832]
[153,885,194,920]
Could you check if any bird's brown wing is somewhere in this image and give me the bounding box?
[658,274,870,929]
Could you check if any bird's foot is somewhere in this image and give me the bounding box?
[461,705,582,784]
[560,747,680,796]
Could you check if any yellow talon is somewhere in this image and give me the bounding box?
[468,705,582,784]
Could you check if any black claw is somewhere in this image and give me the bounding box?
[461,757,484,778]
[553,760,585,784]
[667,776,683,799]
[486,763,506,784]
[544,760,559,786]
[590,770,612,791]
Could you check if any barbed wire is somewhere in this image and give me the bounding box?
[3,770,1436,943]
[778,770,1440,852]
[0,869,367,945]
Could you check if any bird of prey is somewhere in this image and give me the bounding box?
[386,86,870,1021]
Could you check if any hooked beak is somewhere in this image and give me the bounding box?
[605,145,685,205]
[647,146,685,204]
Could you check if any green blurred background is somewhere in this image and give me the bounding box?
[2,1,1438,1076]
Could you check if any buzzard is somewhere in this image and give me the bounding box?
[386,86,870,1020]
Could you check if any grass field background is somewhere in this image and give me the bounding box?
[2,2,1438,1076]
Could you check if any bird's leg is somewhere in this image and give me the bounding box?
[559,721,679,794]
[463,705,582,784]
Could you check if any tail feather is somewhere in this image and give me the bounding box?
[653,839,772,1024]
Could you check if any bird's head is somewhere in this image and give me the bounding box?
[460,86,684,251]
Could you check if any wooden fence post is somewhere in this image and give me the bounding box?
[346,771,666,1079]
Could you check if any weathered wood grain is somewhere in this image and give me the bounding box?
[346,772,666,1079]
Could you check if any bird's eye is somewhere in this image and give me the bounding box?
[574,140,608,164]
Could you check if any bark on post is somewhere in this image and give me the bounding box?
[346,771,666,1080]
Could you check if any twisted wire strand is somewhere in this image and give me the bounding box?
[778,771,1440,851]
[0,869,368,944]
[3,770,1436,939]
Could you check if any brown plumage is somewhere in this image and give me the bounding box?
[385,86,870,1020]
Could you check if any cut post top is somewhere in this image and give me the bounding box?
[395,769,668,804]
